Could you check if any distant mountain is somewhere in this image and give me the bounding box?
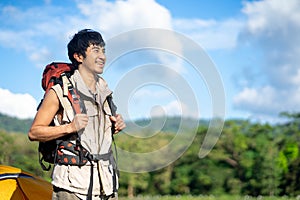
[0,112,208,135]
[0,113,33,133]
[124,116,208,133]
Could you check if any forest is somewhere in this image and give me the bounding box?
[1,112,300,198]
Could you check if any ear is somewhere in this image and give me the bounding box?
[73,53,83,63]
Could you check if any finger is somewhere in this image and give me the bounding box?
[74,115,88,131]
[118,123,126,131]
[116,114,123,120]
[116,121,126,132]
[110,116,117,122]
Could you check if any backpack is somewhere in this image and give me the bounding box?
[41,62,85,114]
[38,62,95,170]
[38,62,117,171]
[38,62,119,198]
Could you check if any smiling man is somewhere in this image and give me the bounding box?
[28,29,126,200]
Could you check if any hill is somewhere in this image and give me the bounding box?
[0,113,207,134]
[125,116,208,133]
[0,113,33,133]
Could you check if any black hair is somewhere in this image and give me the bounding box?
[67,29,105,66]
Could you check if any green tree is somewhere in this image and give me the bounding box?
[277,112,300,196]
[0,130,14,164]
[0,130,52,180]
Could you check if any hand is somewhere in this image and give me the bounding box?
[110,114,126,134]
[71,114,89,132]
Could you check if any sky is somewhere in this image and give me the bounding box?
[0,0,299,124]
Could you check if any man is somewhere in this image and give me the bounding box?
[28,29,126,200]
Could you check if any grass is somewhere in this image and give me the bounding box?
[118,195,296,200]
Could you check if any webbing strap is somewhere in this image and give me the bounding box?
[87,163,94,200]
[61,73,86,114]
[88,151,112,161]
[52,85,74,123]
[107,95,119,182]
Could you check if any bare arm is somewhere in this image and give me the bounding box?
[28,89,88,142]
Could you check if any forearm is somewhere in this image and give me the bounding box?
[28,89,77,142]
[28,123,75,142]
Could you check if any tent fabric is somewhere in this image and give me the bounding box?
[0,165,52,200]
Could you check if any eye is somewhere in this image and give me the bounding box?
[92,48,100,53]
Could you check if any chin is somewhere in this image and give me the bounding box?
[97,70,104,74]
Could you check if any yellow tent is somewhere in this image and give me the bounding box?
[0,165,52,200]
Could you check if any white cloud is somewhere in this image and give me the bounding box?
[0,5,68,67]
[0,30,34,51]
[240,0,300,87]
[0,0,188,121]
[242,0,300,36]
[0,88,38,119]
[233,0,300,118]
[233,85,300,123]
[151,100,199,118]
[77,0,172,36]
[29,47,54,67]
[233,86,279,115]
[128,86,199,119]
[0,0,177,68]
[132,87,171,100]
[76,0,187,73]
[173,18,244,50]
[151,101,181,117]
[1,0,244,72]
[5,0,299,121]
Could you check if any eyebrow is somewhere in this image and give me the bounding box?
[91,45,105,50]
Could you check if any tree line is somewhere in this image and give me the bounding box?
[0,113,300,197]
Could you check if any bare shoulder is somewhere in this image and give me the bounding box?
[33,89,60,125]
[42,89,60,107]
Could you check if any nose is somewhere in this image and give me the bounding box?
[98,51,106,60]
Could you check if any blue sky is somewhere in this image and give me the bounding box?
[0,0,299,123]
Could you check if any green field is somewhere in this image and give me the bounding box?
[119,195,294,200]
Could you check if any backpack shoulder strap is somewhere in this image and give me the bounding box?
[52,84,75,124]
[61,73,86,114]
[51,72,87,124]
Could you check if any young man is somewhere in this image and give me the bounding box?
[28,29,126,200]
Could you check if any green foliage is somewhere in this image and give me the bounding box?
[0,129,52,180]
[3,112,300,197]
[115,114,300,197]
[118,195,295,200]
[0,130,14,164]
[0,112,32,133]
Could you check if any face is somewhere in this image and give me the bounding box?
[77,44,106,74]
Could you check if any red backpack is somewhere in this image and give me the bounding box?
[38,62,117,171]
[38,62,88,171]
[41,62,85,114]
[38,62,118,199]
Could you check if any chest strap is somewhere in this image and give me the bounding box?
[88,151,112,162]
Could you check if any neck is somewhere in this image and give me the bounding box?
[78,67,97,93]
